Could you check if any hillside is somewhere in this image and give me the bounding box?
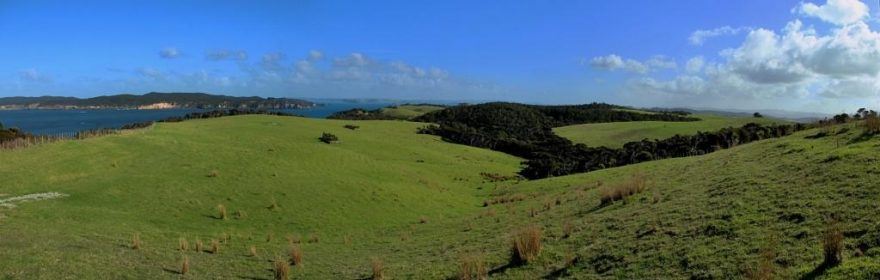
[0,92,315,110]
[2,115,878,279]
[554,113,789,148]
[327,104,446,120]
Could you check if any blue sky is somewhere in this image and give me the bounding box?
[1,0,879,113]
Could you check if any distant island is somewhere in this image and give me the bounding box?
[0,92,315,110]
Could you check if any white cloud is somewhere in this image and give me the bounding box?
[206,50,248,61]
[589,54,678,74]
[308,50,323,61]
[685,56,705,74]
[796,0,869,26]
[689,26,750,46]
[646,55,677,69]
[158,47,181,59]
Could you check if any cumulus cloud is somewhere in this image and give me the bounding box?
[685,56,705,74]
[158,47,181,59]
[205,50,248,61]
[796,0,869,26]
[689,26,750,46]
[308,50,323,61]
[19,69,52,83]
[589,54,677,74]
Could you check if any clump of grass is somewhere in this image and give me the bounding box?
[235,209,246,219]
[543,200,552,211]
[419,216,429,224]
[289,246,303,266]
[266,232,273,242]
[483,208,496,218]
[599,174,648,205]
[823,221,844,266]
[217,204,227,220]
[459,254,487,280]
[179,238,189,252]
[308,233,320,243]
[287,234,301,245]
[343,234,352,245]
[562,221,574,239]
[268,198,279,210]
[746,239,777,280]
[181,255,190,275]
[274,257,290,280]
[208,170,219,178]
[195,239,203,253]
[131,233,141,250]
[249,246,258,257]
[211,239,220,254]
[483,193,527,206]
[528,207,538,218]
[371,257,385,280]
[510,225,542,266]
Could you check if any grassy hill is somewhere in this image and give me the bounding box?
[2,115,878,279]
[554,113,788,148]
[379,104,446,119]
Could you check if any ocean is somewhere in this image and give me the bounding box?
[0,101,392,135]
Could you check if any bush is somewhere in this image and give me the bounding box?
[319,133,339,144]
[344,124,360,130]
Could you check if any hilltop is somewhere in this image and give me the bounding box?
[0,92,315,110]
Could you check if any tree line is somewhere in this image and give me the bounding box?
[415,102,805,179]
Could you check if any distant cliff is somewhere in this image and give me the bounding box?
[0,92,315,110]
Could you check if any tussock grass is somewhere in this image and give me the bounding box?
[195,239,203,253]
[208,170,219,178]
[599,174,648,205]
[419,216,428,224]
[371,257,385,280]
[273,257,290,280]
[823,221,844,266]
[307,232,319,243]
[562,221,574,239]
[178,238,188,252]
[287,234,301,245]
[131,233,141,250]
[483,193,526,206]
[510,225,542,266]
[180,255,190,275]
[249,246,258,257]
[266,232,273,242]
[288,246,303,266]
[459,254,487,280]
[210,239,220,254]
[217,204,227,220]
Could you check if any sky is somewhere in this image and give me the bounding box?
[1,0,879,113]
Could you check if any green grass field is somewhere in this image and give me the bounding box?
[1,115,878,279]
[554,113,788,148]
[379,105,445,119]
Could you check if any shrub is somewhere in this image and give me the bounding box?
[459,254,487,280]
[823,222,844,266]
[131,233,141,250]
[510,225,542,266]
[211,239,220,254]
[864,113,880,134]
[371,257,385,280]
[289,246,303,266]
[217,204,227,220]
[319,133,339,144]
[274,257,290,280]
[344,124,360,130]
[181,256,190,275]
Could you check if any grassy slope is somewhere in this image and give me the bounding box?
[0,115,521,279]
[554,113,788,148]
[379,105,445,119]
[2,115,879,279]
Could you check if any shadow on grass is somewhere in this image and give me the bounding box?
[800,261,837,280]
[161,267,182,275]
[847,131,877,145]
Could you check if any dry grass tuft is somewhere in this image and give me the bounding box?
[195,239,203,253]
[269,198,279,210]
[562,221,574,239]
[287,234,302,245]
[208,170,219,178]
[131,233,141,250]
[181,255,190,275]
[483,193,527,206]
[864,113,880,134]
[510,225,542,266]
[746,239,777,280]
[343,234,352,245]
[235,209,246,219]
[217,204,227,220]
[211,239,220,254]
[289,246,303,266]
[274,257,290,280]
[266,232,273,242]
[459,254,487,280]
[308,232,320,243]
[823,221,844,266]
[419,216,429,224]
[599,174,648,205]
[179,238,189,252]
[371,257,385,280]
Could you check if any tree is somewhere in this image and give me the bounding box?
[0,121,4,130]
[753,112,763,118]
